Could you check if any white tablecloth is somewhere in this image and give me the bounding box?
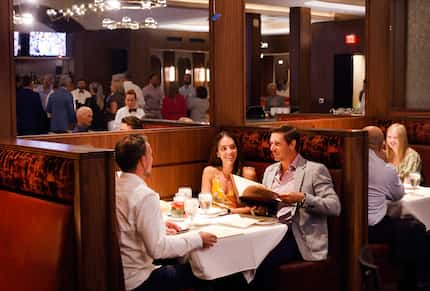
[180,217,287,282]
[388,186,430,230]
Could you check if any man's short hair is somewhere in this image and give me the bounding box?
[126,89,137,99]
[121,116,143,129]
[115,135,148,172]
[270,125,301,151]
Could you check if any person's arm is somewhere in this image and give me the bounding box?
[136,194,202,259]
[398,149,422,181]
[387,167,405,201]
[302,164,341,216]
[201,166,215,193]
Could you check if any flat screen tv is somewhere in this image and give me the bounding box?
[29,32,66,57]
[14,32,19,56]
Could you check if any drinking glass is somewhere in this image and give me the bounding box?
[198,192,212,214]
[408,172,421,192]
[184,198,199,223]
[178,187,193,199]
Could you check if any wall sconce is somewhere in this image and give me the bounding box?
[185,69,192,75]
[164,66,176,82]
[206,68,210,82]
[194,67,206,82]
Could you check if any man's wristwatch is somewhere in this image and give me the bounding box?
[297,193,307,208]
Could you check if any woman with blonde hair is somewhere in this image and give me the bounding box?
[386,123,422,181]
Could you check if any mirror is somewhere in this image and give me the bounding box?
[13,0,210,136]
[245,0,366,120]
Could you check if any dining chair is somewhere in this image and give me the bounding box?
[359,244,383,291]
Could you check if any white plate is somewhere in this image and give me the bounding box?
[255,218,278,225]
[198,208,226,216]
[166,214,186,222]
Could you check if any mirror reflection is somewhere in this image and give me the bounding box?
[245,0,365,120]
[13,0,209,136]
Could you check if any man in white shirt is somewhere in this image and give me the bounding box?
[115,134,217,291]
[71,79,91,109]
[123,73,145,109]
[179,74,196,105]
[364,126,427,291]
[113,90,145,130]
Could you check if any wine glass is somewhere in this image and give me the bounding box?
[408,172,421,193]
[198,192,212,214]
[184,198,199,223]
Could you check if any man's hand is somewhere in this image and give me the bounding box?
[165,220,181,235]
[279,192,305,204]
[199,231,218,248]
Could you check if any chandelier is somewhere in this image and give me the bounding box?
[46,0,166,22]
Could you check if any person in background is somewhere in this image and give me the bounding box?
[386,123,422,181]
[46,76,75,133]
[201,131,259,214]
[161,82,187,120]
[188,86,209,123]
[72,106,93,133]
[86,82,105,130]
[358,79,367,114]
[142,73,163,119]
[251,126,341,291]
[120,116,143,130]
[364,126,427,291]
[264,82,285,112]
[179,73,196,104]
[16,75,48,135]
[34,74,53,111]
[115,134,217,291]
[123,73,144,109]
[114,90,145,129]
[71,79,91,109]
[106,79,125,109]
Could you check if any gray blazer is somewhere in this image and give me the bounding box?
[262,155,341,261]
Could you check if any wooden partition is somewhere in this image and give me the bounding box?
[0,138,122,291]
[247,115,369,130]
[24,126,217,198]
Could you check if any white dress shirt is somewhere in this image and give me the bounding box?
[71,88,91,109]
[116,173,202,290]
[113,106,145,130]
[368,149,405,226]
[123,81,145,108]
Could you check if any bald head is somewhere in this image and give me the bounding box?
[76,106,93,128]
[363,126,385,150]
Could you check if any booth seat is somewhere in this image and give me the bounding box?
[0,190,74,291]
[226,126,354,291]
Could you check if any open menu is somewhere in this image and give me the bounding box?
[233,175,281,206]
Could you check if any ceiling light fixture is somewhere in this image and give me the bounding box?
[102,16,141,30]
[13,10,34,25]
[47,0,166,23]
[304,1,365,15]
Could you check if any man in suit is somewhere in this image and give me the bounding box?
[251,125,341,290]
[46,76,75,133]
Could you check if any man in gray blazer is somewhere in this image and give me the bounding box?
[251,126,341,290]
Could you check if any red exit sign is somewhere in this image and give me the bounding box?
[345,34,358,44]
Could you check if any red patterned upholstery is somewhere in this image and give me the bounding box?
[0,150,74,202]
[0,190,75,291]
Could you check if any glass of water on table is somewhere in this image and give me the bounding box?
[198,192,213,214]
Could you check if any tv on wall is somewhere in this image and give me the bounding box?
[29,32,66,57]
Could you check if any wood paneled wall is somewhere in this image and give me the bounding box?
[0,0,15,138]
[366,0,392,118]
[24,127,217,198]
[210,0,246,126]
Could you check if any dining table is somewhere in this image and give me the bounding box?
[387,185,430,231]
[171,212,288,282]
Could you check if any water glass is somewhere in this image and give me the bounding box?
[184,198,199,223]
[198,192,212,214]
[408,172,421,191]
[178,187,193,199]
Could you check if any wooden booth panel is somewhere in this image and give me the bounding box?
[148,162,206,199]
